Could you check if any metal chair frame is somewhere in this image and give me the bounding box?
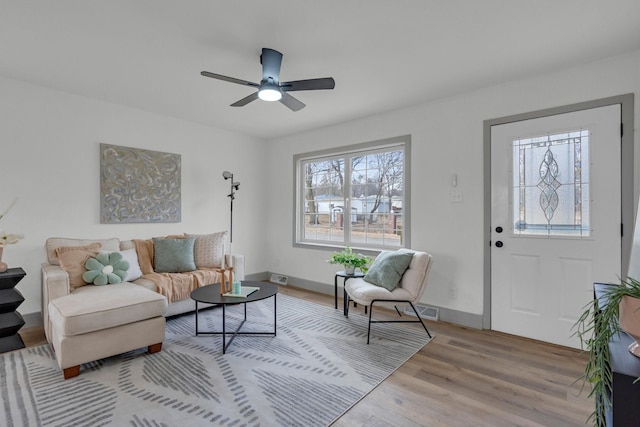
[345,291,432,344]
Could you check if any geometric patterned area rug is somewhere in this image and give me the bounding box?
[0,293,432,427]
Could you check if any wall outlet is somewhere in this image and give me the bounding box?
[450,190,463,203]
[269,274,288,285]
[449,287,457,299]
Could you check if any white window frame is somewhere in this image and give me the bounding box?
[293,135,411,251]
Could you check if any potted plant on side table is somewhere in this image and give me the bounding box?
[328,247,372,275]
[574,277,640,426]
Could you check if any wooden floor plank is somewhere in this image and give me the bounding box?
[19,284,593,426]
[415,352,588,425]
[423,339,580,400]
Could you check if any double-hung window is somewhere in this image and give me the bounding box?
[294,135,410,250]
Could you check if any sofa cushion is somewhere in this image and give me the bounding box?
[153,237,196,273]
[120,248,143,281]
[48,283,167,337]
[46,237,120,265]
[186,231,227,268]
[133,276,158,292]
[56,243,102,291]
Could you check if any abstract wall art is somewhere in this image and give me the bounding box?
[100,143,181,223]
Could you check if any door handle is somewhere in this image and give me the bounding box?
[495,241,503,248]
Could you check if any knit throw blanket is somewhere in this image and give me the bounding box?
[133,239,222,303]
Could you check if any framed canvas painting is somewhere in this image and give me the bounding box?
[100,143,181,223]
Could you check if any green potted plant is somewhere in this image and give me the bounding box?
[328,247,372,274]
[574,277,640,426]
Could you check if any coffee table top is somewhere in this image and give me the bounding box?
[191,281,278,305]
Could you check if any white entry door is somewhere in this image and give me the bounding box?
[491,105,621,348]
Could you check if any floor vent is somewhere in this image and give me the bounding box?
[404,304,439,321]
[269,274,288,285]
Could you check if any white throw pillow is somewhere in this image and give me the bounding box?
[100,248,143,281]
[185,231,227,268]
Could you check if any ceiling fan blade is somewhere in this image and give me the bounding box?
[230,92,259,107]
[279,92,306,111]
[201,71,259,88]
[280,77,335,92]
[260,48,283,83]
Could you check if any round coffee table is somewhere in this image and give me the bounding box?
[190,281,278,354]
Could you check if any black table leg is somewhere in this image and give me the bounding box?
[222,304,226,354]
[344,287,349,317]
[195,301,199,335]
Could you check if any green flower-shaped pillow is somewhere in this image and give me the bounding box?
[83,252,130,285]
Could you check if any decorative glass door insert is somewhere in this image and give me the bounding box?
[511,130,590,237]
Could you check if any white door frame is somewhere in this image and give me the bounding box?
[482,94,635,330]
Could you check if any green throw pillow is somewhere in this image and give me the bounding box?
[153,237,196,273]
[363,251,414,291]
[83,252,130,285]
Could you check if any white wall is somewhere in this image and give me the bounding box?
[0,76,269,315]
[265,50,640,318]
[2,50,638,323]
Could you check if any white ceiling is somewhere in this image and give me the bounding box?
[1,1,639,139]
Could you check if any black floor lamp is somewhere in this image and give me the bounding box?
[222,171,240,266]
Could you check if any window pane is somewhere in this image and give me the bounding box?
[512,130,590,237]
[350,150,404,246]
[302,159,345,243]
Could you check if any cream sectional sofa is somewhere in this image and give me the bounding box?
[42,237,245,342]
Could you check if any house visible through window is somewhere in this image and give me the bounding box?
[294,136,410,250]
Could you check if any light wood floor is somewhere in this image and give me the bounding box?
[20,285,593,426]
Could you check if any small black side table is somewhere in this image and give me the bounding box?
[0,267,26,353]
[334,270,364,310]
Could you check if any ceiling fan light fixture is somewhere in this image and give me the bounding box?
[258,87,282,102]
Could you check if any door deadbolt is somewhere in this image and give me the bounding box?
[496,226,503,233]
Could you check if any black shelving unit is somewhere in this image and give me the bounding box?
[595,282,640,426]
[0,267,26,353]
